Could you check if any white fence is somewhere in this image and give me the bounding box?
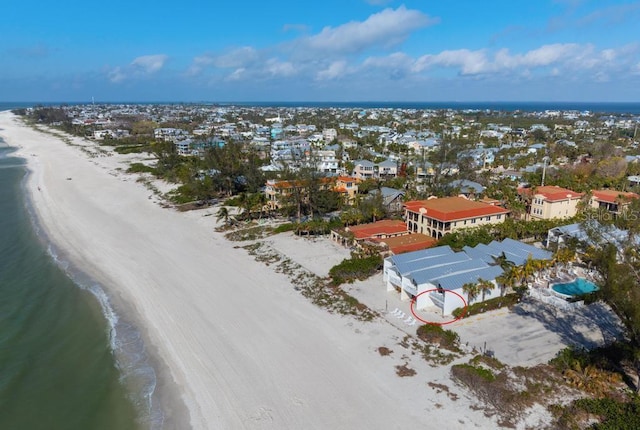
[528,288,584,311]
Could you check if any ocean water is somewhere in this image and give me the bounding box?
[5,100,640,114]
[0,132,158,428]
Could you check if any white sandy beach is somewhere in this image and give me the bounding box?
[0,110,517,429]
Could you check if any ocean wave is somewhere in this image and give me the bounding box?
[26,200,164,429]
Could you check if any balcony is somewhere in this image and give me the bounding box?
[387,271,402,287]
[402,281,418,297]
[429,291,445,308]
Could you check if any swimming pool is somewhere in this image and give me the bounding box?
[552,278,599,297]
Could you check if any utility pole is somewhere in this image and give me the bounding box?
[541,156,548,187]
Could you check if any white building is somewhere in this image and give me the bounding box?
[323,128,337,142]
[383,239,552,315]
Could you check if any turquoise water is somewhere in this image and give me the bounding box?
[0,132,157,429]
[552,278,599,296]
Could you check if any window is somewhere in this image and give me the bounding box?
[486,216,491,221]
[471,218,477,224]
[497,215,502,219]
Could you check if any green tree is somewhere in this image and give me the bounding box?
[462,282,480,305]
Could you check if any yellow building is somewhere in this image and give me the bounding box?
[519,185,583,220]
[404,196,509,239]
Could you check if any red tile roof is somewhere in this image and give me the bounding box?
[372,233,437,254]
[347,220,408,239]
[519,185,583,201]
[591,189,639,204]
[403,197,509,222]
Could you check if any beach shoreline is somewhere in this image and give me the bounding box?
[1,110,503,429]
[0,112,189,429]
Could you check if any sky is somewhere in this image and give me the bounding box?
[1,0,639,102]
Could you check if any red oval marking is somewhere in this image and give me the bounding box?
[409,288,468,326]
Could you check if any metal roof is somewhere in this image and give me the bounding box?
[433,266,504,292]
[395,251,470,277]
[408,258,490,285]
[389,245,454,266]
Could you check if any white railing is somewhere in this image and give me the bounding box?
[529,288,584,311]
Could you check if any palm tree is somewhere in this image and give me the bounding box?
[492,251,515,271]
[237,192,253,221]
[477,278,494,302]
[216,206,230,225]
[462,282,480,305]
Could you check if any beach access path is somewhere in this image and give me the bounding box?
[0,111,506,429]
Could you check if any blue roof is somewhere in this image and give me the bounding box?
[389,245,454,266]
[388,238,554,291]
[434,266,504,292]
[408,258,490,285]
[395,252,470,277]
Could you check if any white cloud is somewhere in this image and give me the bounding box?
[187,47,259,76]
[226,68,246,81]
[304,6,438,54]
[131,54,168,74]
[108,54,168,83]
[520,43,579,67]
[265,59,297,77]
[413,49,490,75]
[316,61,348,80]
[108,67,126,83]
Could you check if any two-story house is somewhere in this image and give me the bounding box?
[352,160,376,180]
[404,196,509,239]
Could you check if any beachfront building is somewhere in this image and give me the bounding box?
[383,239,552,315]
[332,220,437,255]
[404,196,509,239]
[332,220,408,247]
[589,189,639,215]
[518,185,583,220]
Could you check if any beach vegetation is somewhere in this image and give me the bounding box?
[451,294,520,319]
[416,324,460,352]
[126,162,157,174]
[328,254,382,286]
[552,397,640,430]
[395,363,417,377]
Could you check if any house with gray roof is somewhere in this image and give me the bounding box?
[383,239,552,315]
[369,187,405,214]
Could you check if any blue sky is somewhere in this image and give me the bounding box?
[1,0,639,102]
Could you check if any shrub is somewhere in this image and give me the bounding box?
[451,294,519,319]
[416,324,460,351]
[451,363,496,382]
[127,162,156,174]
[273,223,295,234]
[328,255,382,285]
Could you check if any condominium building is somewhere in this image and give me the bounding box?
[404,196,509,239]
